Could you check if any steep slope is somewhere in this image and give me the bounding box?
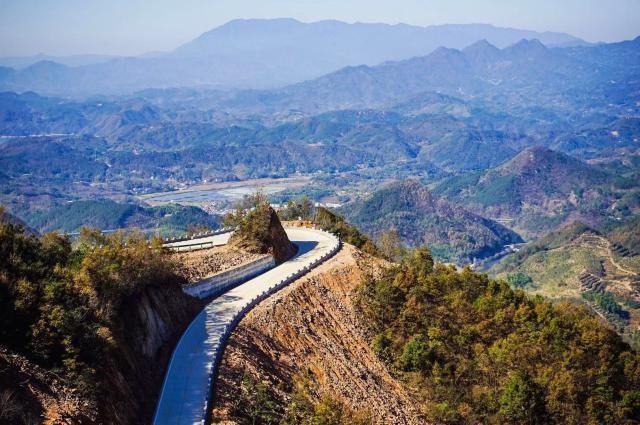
[434,146,616,237]
[212,244,424,424]
[0,217,203,424]
[0,275,201,425]
[352,245,640,423]
[213,240,640,424]
[342,179,522,262]
[0,347,93,423]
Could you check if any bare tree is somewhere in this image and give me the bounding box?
[378,228,406,262]
[0,390,20,422]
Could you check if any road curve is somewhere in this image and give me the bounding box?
[153,227,339,425]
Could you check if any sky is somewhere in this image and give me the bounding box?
[1,0,639,56]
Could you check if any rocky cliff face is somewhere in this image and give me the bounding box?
[229,206,297,264]
[211,244,425,424]
[0,281,201,425]
[267,207,297,263]
[103,281,202,424]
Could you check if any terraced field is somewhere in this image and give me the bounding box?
[492,228,640,347]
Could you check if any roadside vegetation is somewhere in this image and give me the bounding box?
[0,207,186,421]
[234,373,371,425]
[312,206,381,257]
[224,192,297,263]
[224,191,275,253]
[355,247,640,424]
[275,195,408,262]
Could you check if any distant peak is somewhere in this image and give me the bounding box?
[25,60,68,70]
[222,17,301,26]
[508,38,548,50]
[400,179,438,197]
[432,46,462,54]
[520,145,557,158]
[427,46,465,60]
[502,146,569,170]
[207,18,304,34]
[463,40,502,64]
[525,145,553,153]
[464,39,499,52]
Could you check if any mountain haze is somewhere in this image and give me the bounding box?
[0,19,585,96]
[222,36,639,115]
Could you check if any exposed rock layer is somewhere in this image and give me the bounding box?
[212,244,425,424]
[107,281,202,424]
[229,207,297,264]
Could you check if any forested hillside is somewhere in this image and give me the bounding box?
[343,180,522,262]
[491,221,640,348]
[434,146,636,238]
[0,210,200,423]
[355,247,640,423]
[20,199,221,236]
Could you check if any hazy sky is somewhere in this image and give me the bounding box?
[1,0,639,56]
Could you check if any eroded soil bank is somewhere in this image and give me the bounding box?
[212,244,425,424]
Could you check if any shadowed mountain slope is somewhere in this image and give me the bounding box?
[342,179,523,262]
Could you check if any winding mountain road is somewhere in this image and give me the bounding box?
[153,226,339,425]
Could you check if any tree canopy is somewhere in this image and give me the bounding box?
[355,247,640,424]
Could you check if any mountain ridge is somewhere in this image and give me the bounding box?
[216,34,639,115]
[0,19,587,96]
[434,146,620,238]
[342,179,523,262]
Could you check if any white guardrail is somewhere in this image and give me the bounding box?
[153,227,341,425]
[183,256,276,299]
[163,227,234,252]
[163,227,234,244]
[203,229,341,422]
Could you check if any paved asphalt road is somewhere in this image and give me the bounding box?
[153,227,337,425]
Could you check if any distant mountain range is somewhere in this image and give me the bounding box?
[1,27,637,244]
[0,18,588,96]
[0,53,119,69]
[221,36,640,115]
